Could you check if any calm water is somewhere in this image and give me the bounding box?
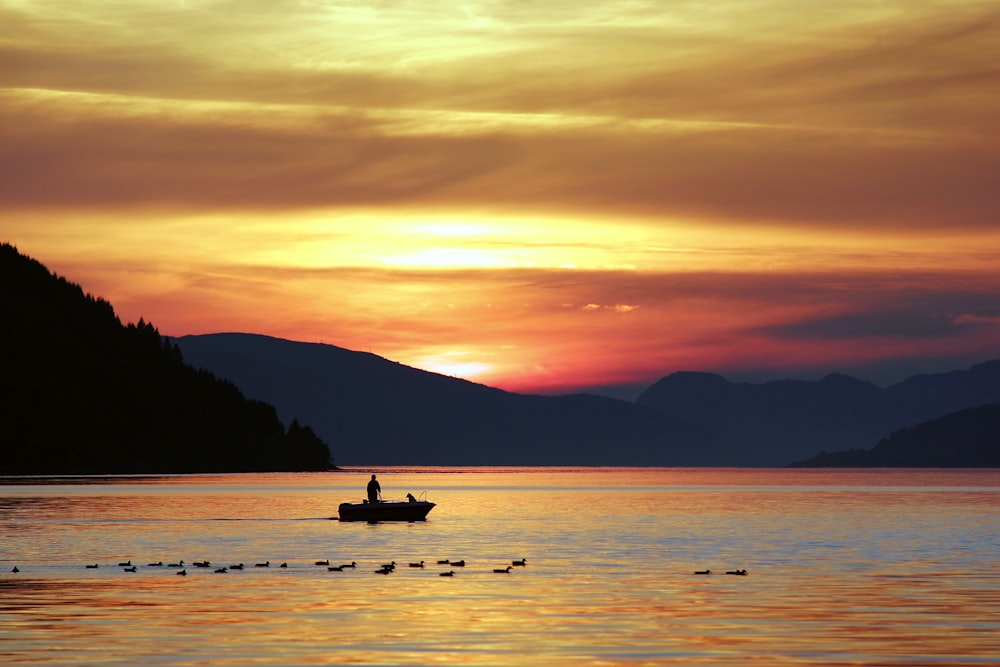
[1,468,998,666]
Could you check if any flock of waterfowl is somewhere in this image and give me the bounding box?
[6,557,529,577]
[7,560,748,577]
[694,569,749,576]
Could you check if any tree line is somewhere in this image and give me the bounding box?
[0,243,332,474]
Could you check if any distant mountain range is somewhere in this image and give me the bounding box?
[791,404,1000,467]
[173,333,1000,467]
[172,333,731,466]
[636,365,1000,466]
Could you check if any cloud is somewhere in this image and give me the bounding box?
[2,2,998,231]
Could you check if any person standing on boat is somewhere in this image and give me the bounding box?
[367,474,381,503]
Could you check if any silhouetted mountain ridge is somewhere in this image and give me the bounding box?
[173,333,732,466]
[0,243,331,474]
[637,363,1000,465]
[790,404,1000,467]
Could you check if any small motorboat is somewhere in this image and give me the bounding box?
[335,495,435,522]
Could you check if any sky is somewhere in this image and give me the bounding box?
[3,1,1000,399]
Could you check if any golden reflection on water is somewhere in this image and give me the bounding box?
[1,468,999,665]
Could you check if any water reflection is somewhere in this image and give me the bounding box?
[1,469,998,665]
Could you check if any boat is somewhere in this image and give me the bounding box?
[336,496,436,522]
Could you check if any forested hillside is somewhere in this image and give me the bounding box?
[0,243,331,474]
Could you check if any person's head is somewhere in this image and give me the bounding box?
[371,474,377,480]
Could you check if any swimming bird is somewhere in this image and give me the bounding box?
[380,561,396,571]
[255,561,270,567]
[315,559,329,566]
[176,569,187,576]
[167,560,184,568]
[341,561,357,568]
[147,561,163,567]
[725,569,748,576]
[439,571,455,577]
[123,566,137,572]
[451,560,465,567]
[328,565,344,571]
[193,561,211,568]
[279,562,287,568]
[694,569,712,575]
[375,566,393,574]
[85,564,100,569]
[493,566,513,573]
[214,567,228,573]
[118,560,132,567]
[437,559,450,565]
[512,559,527,566]
[229,563,244,570]
[409,561,424,568]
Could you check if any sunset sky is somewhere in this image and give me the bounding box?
[3,1,999,398]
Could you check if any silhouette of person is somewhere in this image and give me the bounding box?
[367,474,381,503]
[406,493,416,503]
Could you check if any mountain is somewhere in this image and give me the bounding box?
[636,364,1000,466]
[0,243,331,474]
[172,333,732,466]
[789,404,1000,467]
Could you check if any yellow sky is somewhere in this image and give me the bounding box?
[3,1,1000,395]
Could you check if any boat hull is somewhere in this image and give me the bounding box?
[336,500,435,522]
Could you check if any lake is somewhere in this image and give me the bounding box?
[2,467,998,665]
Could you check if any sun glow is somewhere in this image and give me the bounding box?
[413,351,494,382]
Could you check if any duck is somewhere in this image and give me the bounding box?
[328,565,344,571]
[341,561,357,569]
[409,561,425,568]
[85,564,100,569]
[437,559,450,565]
[315,559,329,566]
[176,569,187,576]
[375,566,393,574]
[123,566,137,572]
[694,569,712,575]
[214,567,228,574]
[167,560,185,568]
[439,570,455,577]
[254,561,270,568]
[229,563,244,570]
[118,560,132,567]
[193,561,211,568]
[493,566,513,573]
[450,560,465,567]
[147,561,163,567]
[380,561,396,571]
[279,562,288,568]
[725,569,748,576]
[512,558,527,566]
